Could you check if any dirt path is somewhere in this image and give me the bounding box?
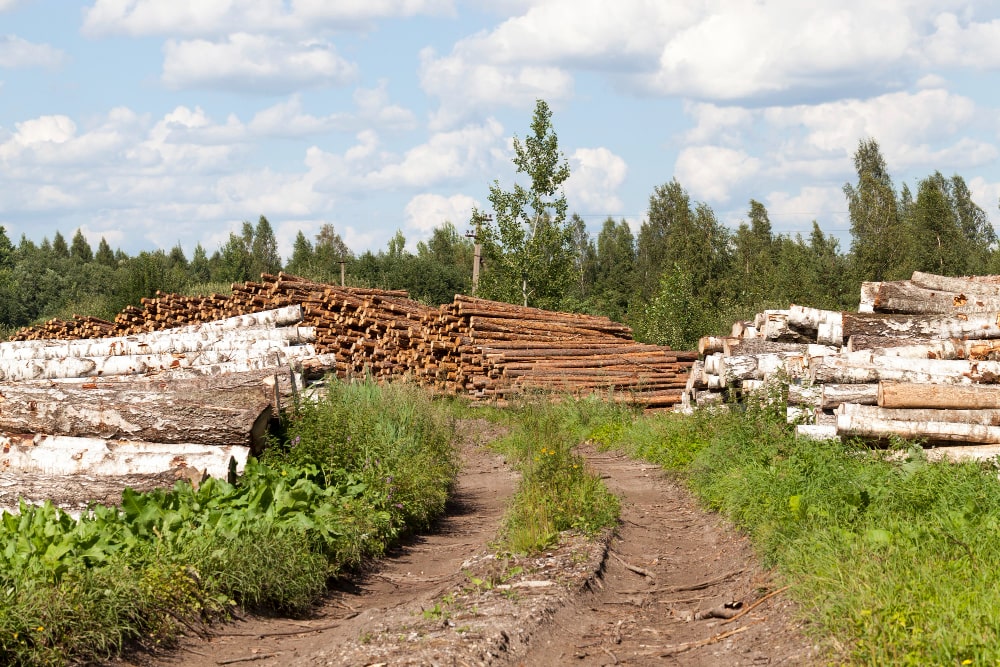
[516,447,817,666]
[125,428,819,666]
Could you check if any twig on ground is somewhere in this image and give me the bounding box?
[720,585,790,625]
[658,619,762,657]
[216,653,279,665]
[609,551,656,580]
[666,568,744,593]
[213,613,358,638]
[601,646,620,664]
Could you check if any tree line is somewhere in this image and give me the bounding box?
[2,102,997,350]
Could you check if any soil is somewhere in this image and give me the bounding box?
[119,421,823,667]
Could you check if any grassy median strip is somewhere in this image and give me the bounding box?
[0,380,458,667]
[486,396,622,554]
[597,402,1000,665]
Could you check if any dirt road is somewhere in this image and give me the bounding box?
[128,423,818,666]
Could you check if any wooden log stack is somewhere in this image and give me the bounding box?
[693,270,1000,460]
[9,273,695,409]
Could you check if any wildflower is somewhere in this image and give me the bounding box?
[36,626,44,632]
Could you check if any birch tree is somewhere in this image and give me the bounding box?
[480,99,574,308]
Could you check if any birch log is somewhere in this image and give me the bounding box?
[841,312,1000,341]
[872,281,1000,314]
[837,403,1000,444]
[0,382,272,447]
[0,326,314,361]
[0,433,249,479]
[0,345,321,382]
[910,271,1000,296]
[813,354,1000,385]
[821,383,879,408]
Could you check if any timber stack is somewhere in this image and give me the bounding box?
[692,270,1000,460]
[0,304,329,514]
[9,273,694,409]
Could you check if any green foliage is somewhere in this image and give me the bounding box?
[479,99,576,308]
[0,380,459,665]
[491,396,621,554]
[845,137,907,282]
[617,405,1000,665]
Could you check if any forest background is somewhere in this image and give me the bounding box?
[1,103,995,352]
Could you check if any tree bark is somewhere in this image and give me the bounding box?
[841,311,1000,341]
[878,381,1000,410]
[910,271,1000,296]
[0,432,250,478]
[837,403,1000,444]
[0,382,273,448]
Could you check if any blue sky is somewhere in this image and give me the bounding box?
[2,1,1000,262]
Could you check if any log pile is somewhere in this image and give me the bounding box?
[0,304,331,514]
[693,271,1000,460]
[9,273,694,409]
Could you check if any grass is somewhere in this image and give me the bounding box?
[486,394,623,554]
[598,400,1000,665]
[0,379,459,666]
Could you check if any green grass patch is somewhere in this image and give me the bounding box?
[490,395,623,554]
[0,379,458,666]
[604,402,1000,665]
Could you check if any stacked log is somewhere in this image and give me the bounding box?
[690,271,1000,458]
[9,273,693,409]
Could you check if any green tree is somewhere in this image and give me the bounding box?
[844,138,906,281]
[479,99,574,308]
[285,231,316,277]
[251,215,282,277]
[70,229,93,263]
[51,231,70,259]
[591,217,635,322]
[190,243,211,283]
[314,223,353,280]
[731,199,775,309]
[906,172,966,275]
[95,238,116,267]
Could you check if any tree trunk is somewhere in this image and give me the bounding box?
[872,281,1000,314]
[837,403,1000,444]
[878,381,1000,410]
[0,432,249,479]
[821,383,878,408]
[841,311,1000,340]
[910,271,1000,296]
[0,382,273,448]
[0,326,314,361]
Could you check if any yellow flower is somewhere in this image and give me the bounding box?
[961,660,972,665]
[36,626,44,632]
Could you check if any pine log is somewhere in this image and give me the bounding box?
[878,381,1000,410]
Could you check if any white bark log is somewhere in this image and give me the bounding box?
[796,424,839,440]
[0,382,272,447]
[812,354,1000,385]
[910,271,1000,296]
[841,311,1000,340]
[923,444,1000,463]
[821,383,878,409]
[0,326,314,361]
[0,432,249,479]
[0,345,320,382]
[787,383,822,406]
[859,282,880,313]
[837,403,1000,444]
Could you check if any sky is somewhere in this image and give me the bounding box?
[2,1,1000,262]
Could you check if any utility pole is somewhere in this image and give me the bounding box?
[339,258,346,286]
[466,212,491,295]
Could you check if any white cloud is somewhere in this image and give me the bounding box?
[363,119,506,188]
[162,33,357,93]
[0,0,25,12]
[82,0,454,37]
[404,193,479,238]
[675,146,761,203]
[420,46,573,129]
[924,13,1000,68]
[0,35,65,68]
[565,147,627,213]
